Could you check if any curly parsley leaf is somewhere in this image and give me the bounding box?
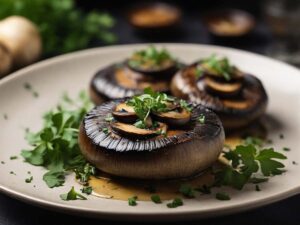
[21,92,95,189]
[60,186,87,201]
[215,140,287,190]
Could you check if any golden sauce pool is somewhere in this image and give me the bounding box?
[89,123,267,201]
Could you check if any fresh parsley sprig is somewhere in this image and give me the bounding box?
[214,142,287,190]
[21,91,95,189]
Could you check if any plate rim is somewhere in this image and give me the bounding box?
[1,43,300,220]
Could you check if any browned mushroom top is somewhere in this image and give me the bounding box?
[82,90,223,152]
[91,46,182,100]
[172,56,267,115]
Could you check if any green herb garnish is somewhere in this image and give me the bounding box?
[215,192,230,201]
[195,67,204,79]
[60,186,87,201]
[81,186,93,195]
[21,91,95,189]
[25,176,33,183]
[128,196,138,206]
[102,127,109,134]
[10,156,18,160]
[179,184,195,198]
[198,114,205,124]
[0,0,116,55]
[128,46,173,70]
[151,195,162,204]
[179,99,192,112]
[201,55,235,81]
[215,143,287,190]
[283,147,290,152]
[243,136,264,147]
[255,185,261,192]
[167,198,183,208]
[195,185,211,194]
[127,88,174,123]
[105,114,114,122]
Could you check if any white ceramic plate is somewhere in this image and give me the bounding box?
[0,44,300,221]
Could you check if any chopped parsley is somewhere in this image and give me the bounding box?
[201,55,235,81]
[179,99,192,112]
[255,185,261,192]
[179,184,195,198]
[21,91,95,189]
[60,186,87,201]
[215,192,230,201]
[167,198,183,208]
[105,114,114,122]
[81,186,93,195]
[23,82,39,98]
[214,141,287,190]
[283,147,290,152]
[127,88,182,123]
[128,196,138,206]
[198,114,205,124]
[102,127,109,134]
[195,185,211,194]
[10,156,18,160]
[25,176,33,183]
[128,45,174,70]
[151,195,162,204]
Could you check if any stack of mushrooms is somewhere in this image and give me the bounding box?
[90,46,182,105]
[80,47,268,181]
[171,55,268,130]
[79,88,224,179]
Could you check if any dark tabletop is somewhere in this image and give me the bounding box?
[1,1,299,225]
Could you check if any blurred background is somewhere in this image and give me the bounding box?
[0,0,299,77]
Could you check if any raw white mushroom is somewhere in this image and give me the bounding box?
[0,16,42,68]
[0,43,12,77]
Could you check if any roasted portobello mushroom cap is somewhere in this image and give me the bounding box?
[171,55,268,130]
[90,46,182,105]
[79,91,224,180]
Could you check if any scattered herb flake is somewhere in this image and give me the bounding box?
[128,196,138,206]
[151,195,162,204]
[167,198,183,208]
[33,91,39,98]
[249,177,268,184]
[292,161,298,165]
[81,186,93,195]
[283,147,290,152]
[1,161,5,164]
[105,114,114,122]
[10,156,18,160]
[279,134,284,139]
[102,127,109,134]
[255,185,261,192]
[198,114,205,124]
[195,185,211,194]
[216,192,230,201]
[24,83,32,90]
[10,171,16,175]
[60,186,87,201]
[25,176,33,183]
[179,184,195,198]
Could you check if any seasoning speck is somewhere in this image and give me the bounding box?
[25,176,33,183]
[279,134,284,139]
[10,156,18,160]
[3,114,8,120]
[255,185,261,191]
[292,161,298,165]
[283,147,290,152]
[10,171,16,175]
[1,161,5,164]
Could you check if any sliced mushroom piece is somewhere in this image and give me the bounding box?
[111,121,167,139]
[171,63,268,130]
[89,61,181,104]
[152,108,191,127]
[204,76,242,97]
[79,100,225,179]
[112,102,138,123]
